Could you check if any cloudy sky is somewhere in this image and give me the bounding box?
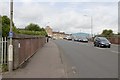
[0,0,119,34]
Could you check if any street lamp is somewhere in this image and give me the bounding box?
[8,0,13,72]
[84,15,93,38]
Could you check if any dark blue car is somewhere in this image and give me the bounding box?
[94,37,111,48]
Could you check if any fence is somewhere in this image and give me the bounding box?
[0,37,8,72]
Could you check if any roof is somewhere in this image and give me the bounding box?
[53,32,65,34]
[45,26,52,30]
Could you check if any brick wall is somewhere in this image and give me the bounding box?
[107,37,120,45]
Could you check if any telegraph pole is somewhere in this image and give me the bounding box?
[8,0,13,72]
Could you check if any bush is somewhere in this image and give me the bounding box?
[17,30,47,37]
[2,15,17,37]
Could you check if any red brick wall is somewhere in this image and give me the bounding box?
[107,37,120,45]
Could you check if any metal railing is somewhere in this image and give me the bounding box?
[0,37,8,72]
[0,35,46,71]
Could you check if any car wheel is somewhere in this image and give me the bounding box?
[108,45,111,48]
[96,44,98,47]
[94,44,96,47]
[98,44,101,47]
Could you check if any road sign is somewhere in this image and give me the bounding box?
[9,31,13,38]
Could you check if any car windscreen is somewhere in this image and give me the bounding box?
[100,38,109,43]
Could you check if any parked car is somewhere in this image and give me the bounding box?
[63,37,67,40]
[74,38,79,41]
[66,36,72,40]
[94,37,111,48]
[78,37,88,42]
[53,37,57,40]
[81,38,88,42]
[78,38,82,42]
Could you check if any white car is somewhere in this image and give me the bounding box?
[66,36,72,40]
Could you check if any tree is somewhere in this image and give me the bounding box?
[101,29,114,37]
[18,23,47,36]
[40,28,46,31]
[0,15,2,36]
[2,15,17,37]
[25,23,41,31]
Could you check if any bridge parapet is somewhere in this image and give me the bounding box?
[12,34,46,69]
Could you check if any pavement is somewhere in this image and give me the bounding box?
[3,41,66,78]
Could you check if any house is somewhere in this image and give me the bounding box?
[45,26,53,37]
[45,26,69,39]
[53,32,66,39]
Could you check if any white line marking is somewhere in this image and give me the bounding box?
[111,51,119,54]
[72,67,77,74]
[95,47,106,50]
[94,47,119,54]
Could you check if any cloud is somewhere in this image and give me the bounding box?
[11,0,120,2]
[0,2,9,16]
[0,2,118,34]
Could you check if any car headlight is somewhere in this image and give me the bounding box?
[101,42,105,44]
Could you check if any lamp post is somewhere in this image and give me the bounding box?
[8,0,13,72]
[84,15,93,38]
[91,16,93,38]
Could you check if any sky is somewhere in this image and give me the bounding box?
[0,0,119,34]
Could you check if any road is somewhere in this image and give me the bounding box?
[53,39,118,78]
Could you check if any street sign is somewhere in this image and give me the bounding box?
[9,31,13,38]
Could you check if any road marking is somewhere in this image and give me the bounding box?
[111,51,119,54]
[94,47,107,50]
[94,47,119,54]
[72,67,77,74]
